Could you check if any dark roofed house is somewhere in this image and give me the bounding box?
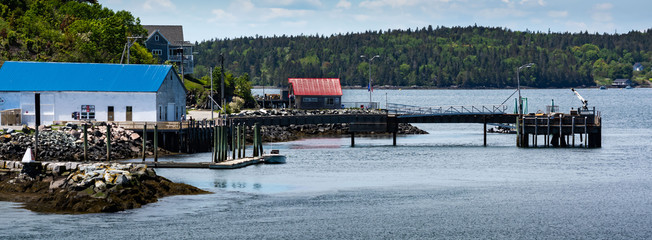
[143,25,194,74]
[633,63,644,71]
[288,78,343,109]
[612,78,632,88]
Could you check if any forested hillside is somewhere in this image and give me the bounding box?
[195,26,652,88]
[0,0,155,64]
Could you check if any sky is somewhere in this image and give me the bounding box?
[99,0,652,42]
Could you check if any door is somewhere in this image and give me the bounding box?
[167,103,175,121]
[126,106,132,121]
[107,106,114,121]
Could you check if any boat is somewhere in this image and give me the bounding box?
[625,85,633,89]
[599,85,606,90]
[262,150,286,164]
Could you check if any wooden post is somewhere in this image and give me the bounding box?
[106,124,111,161]
[83,124,88,161]
[142,123,147,161]
[534,117,538,147]
[257,124,263,156]
[546,117,550,147]
[572,117,575,147]
[231,123,236,160]
[212,124,217,163]
[154,124,158,162]
[34,93,40,161]
[393,131,397,146]
[584,117,588,148]
[351,132,355,147]
[253,124,259,157]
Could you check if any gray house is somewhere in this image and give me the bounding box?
[143,25,194,74]
[633,63,644,71]
[612,79,632,88]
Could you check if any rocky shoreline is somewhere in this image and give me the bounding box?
[0,161,208,214]
[0,122,167,162]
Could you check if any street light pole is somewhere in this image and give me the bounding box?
[361,55,380,107]
[210,67,213,120]
[517,63,534,115]
[220,53,225,111]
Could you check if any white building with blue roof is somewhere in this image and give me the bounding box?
[0,61,186,126]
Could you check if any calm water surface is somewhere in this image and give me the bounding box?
[2,89,651,239]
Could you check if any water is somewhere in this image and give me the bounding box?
[2,88,652,239]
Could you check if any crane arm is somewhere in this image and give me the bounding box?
[571,88,588,109]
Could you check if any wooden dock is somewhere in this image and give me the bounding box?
[141,157,262,169]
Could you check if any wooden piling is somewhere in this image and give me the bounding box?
[154,124,158,162]
[571,117,575,147]
[83,124,88,161]
[351,132,355,147]
[142,123,147,161]
[106,124,111,161]
[231,123,236,160]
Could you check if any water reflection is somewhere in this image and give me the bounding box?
[213,179,285,193]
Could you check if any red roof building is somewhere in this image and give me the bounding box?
[288,78,342,109]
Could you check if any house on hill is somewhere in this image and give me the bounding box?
[0,61,186,127]
[633,63,644,71]
[142,25,194,74]
[612,78,632,88]
[288,78,342,109]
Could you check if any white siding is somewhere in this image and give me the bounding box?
[2,91,156,126]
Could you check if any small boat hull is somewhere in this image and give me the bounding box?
[262,154,286,164]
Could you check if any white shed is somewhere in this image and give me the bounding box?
[0,61,186,127]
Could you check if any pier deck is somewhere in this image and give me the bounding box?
[141,157,262,169]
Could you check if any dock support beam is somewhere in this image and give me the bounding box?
[83,124,88,161]
[106,124,111,161]
[154,124,158,162]
[393,131,397,146]
[142,124,147,161]
[351,132,355,147]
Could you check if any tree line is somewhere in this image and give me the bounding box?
[0,0,155,64]
[194,25,652,88]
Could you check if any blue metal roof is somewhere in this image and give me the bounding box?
[0,61,177,92]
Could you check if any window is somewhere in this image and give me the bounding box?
[152,49,162,55]
[80,105,95,119]
[155,35,159,41]
[304,97,318,102]
[326,98,334,105]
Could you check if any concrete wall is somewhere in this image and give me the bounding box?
[155,71,186,121]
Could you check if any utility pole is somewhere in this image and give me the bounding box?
[220,53,225,110]
[120,36,142,64]
[210,66,213,120]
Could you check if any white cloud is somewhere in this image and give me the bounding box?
[208,9,235,23]
[263,8,312,20]
[548,10,568,18]
[233,0,255,12]
[359,0,425,9]
[336,0,352,9]
[593,3,613,11]
[142,0,174,11]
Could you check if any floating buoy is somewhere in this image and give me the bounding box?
[21,147,35,163]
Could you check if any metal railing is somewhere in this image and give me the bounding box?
[341,102,380,110]
[387,103,508,115]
